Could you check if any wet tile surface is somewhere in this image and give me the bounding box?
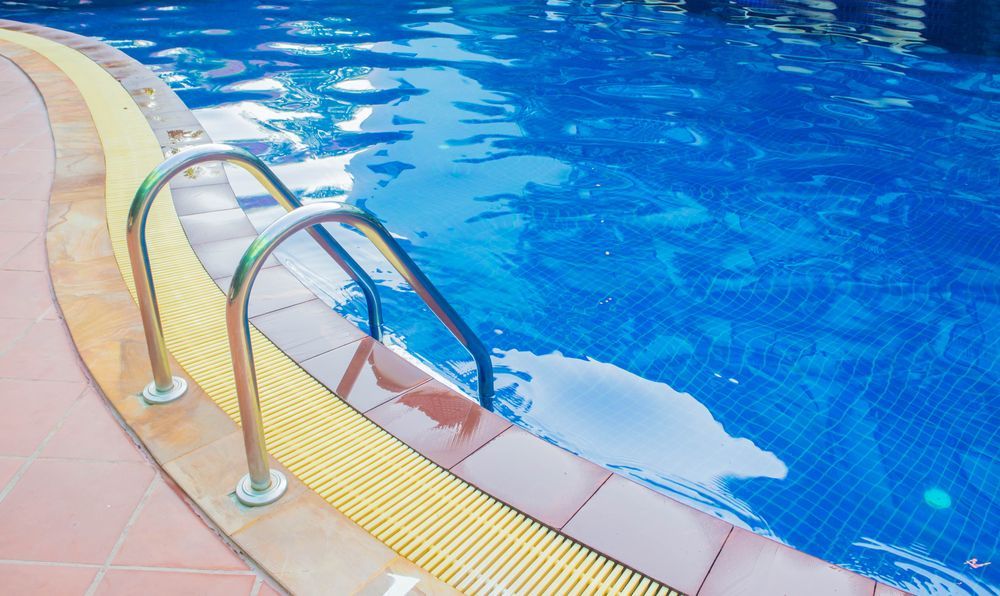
[216,266,316,318]
[452,426,611,528]
[179,207,258,245]
[300,337,431,412]
[563,474,732,593]
[367,380,511,469]
[698,528,876,596]
[169,182,239,217]
[251,298,366,361]
[193,235,276,280]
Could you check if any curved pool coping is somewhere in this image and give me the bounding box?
[0,20,906,596]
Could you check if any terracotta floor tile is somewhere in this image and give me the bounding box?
[451,427,611,528]
[0,316,31,353]
[0,562,98,595]
[300,338,430,412]
[698,528,876,596]
[258,581,286,596]
[40,388,145,462]
[562,475,732,593]
[0,270,54,319]
[0,378,84,456]
[3,233,46,271]
[0,455,24,488]
[252,299,365,361]
[215,266,315,318]
[0,198,48,231]
[367,381,510,469]
[0,459,154,564]
[0,319,86,382]
[0,231,36,264]
[94,569,255,596]
[114,476,248,571]
[179,207,257,245]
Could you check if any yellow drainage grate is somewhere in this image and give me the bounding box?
[0,28,680,596]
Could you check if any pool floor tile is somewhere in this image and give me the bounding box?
[0,459,154,564]
[562,474,732,593]
[0,562,98,594]
[113,477,249,571]
[366,380,511,469]
[451,426,611,528]
[93,569,256,596]
[252,298,366,362]
[300,337,431,412]
[698,528,876,596]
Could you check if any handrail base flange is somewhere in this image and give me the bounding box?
[142,376,187,404]
[235,470,287,507]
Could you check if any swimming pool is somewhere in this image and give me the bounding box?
[5,0,996,592]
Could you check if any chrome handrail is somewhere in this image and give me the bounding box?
[127,144,385,404]
[227,202,495,506]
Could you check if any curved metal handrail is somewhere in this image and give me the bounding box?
[127,144,384,404]
[227,202,495,505]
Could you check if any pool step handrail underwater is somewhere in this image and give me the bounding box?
[127,143,385,404]
[225,202,495,505]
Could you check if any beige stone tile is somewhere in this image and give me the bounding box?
[354,557,459,596]
[163,432,307,536]
[233,488,397,596]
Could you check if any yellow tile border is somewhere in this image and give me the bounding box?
[0,27,679,596]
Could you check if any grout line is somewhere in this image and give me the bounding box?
[694,525,734,596]
[249,576,263,596]
[84,472,158,596]
[558,473,614,531]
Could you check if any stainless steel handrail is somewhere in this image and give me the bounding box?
[227,202,495,505]
[127,144,385,404]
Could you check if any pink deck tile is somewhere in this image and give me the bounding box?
[366,380,511,469]
[0,562,98,594]
[451,426,611,528]
[0,455,24,488]
[0,316,31,352]
[0,270,54,320]
[94,569,255,596]
[0,378,84,456]
[0,318,87,382]
[300,337,431,412]
[0,459,154,564]
[0,231,36,264]
[698,527,876,596]
[3,233,46,271]
[40,388,146,463]
[0,198,48,232]
[113,477,249,571]
[562,474,733,594]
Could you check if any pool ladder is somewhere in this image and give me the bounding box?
[128,144,494,506]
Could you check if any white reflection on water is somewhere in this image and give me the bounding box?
[494,349,788,529]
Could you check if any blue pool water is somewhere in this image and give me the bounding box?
[5,1,998,592]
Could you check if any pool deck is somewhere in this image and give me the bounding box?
[0,20,911,596]
[0,49,283,596]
